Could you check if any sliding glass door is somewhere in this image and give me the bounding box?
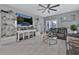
[46,20,57,31]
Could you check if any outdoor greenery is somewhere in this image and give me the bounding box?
[70,24,77,31]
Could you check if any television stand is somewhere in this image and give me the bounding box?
[17,29,36,41]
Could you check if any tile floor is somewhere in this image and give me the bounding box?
[0,35,66,55]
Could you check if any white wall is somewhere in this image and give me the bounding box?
[44,10,79,33]
[0,4,45,45]
[32,16,44,33]
[38,16,44,33]
[0,13,1,39]
[0,4,45,39]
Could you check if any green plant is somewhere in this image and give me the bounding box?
[70,24,77,31]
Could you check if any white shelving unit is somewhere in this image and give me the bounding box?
[1,10,16,38]
[0,10,17,44]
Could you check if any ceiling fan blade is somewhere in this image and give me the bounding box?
[50,9,57,11]
[47,4,50,8]
[42,10,45,13]
[38,4,46,8]
[48,10,50,13]
[50,4,60,8]
[42,8,47,13]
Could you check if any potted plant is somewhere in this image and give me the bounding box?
[70,24,77,34]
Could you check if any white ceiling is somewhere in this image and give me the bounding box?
[9,4,79,17]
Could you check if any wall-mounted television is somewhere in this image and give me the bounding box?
[16,13,33,26]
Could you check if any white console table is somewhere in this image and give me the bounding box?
[17,29,36,41]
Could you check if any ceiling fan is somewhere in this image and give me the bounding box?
[38,4,60,13]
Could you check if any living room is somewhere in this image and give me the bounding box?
[0,4,79,55]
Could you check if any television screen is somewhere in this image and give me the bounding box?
[16,13,33,26]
